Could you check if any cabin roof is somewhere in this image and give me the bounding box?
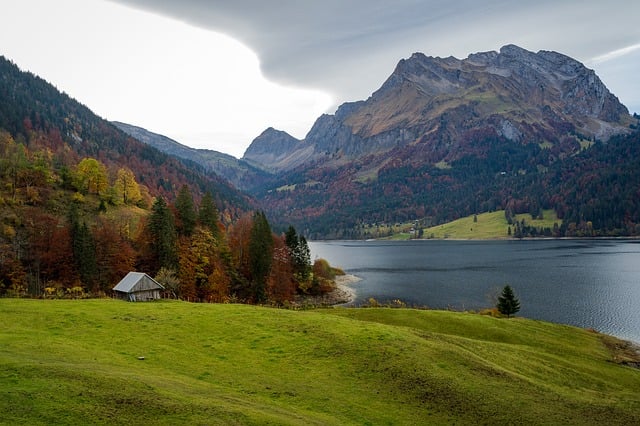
[113,272,164,293]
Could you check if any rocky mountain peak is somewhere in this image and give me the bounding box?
[243,127,308,172]
[246,45,631,173]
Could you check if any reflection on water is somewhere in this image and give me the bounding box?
[310,239,640,343]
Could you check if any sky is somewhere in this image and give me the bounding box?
[1,0,639,158]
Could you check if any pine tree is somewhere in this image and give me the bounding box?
[248,211,273,303]
[175,185,196,237]
[148,196,178,272]
[67,204,97,290]
[497,285,521,318]
[284,225,311,285]
[198,191,220,238]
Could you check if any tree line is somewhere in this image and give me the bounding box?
[0,131,333,303]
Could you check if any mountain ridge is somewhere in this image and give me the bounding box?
[240,45,638,238]
[112,121,268,191]
[243,45,631,173]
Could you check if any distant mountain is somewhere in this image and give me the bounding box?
[243,127,308,172]
[242,45,639,238]
[245,44,631,173]
[0,55,251,215]
[112,121,269,191]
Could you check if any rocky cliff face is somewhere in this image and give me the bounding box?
[243,127,311,172]
[244,45,631,172]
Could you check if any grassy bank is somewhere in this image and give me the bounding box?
[1,299,638,424]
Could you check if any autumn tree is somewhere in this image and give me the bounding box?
[24,210,76,291]
[227,212,254,299]
[0,136,28,200]
[93,217,135,293]
[175,185,197,237]
[248,211,274,303]
[178,228,231,302]
[75,157,108,195]
[114,167,142,205]
[267,235,296,303]
[0,245,26,296]
[155,267,180,299]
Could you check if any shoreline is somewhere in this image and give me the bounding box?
[293,274,361,307]
[332,274,361,305]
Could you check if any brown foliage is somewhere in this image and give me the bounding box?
[267,236,296,303]
[93,217,135,293]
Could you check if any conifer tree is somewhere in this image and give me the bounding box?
[497,285,521,318]
[284,225,311,284]
[198,191,220,238]
[67,204,97,289]
[248,211,273,303]
[175,185,196,237]
[148,196,178,272]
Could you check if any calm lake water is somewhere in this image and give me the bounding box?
[310,239,640,343]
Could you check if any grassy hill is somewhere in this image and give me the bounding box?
[382,210,562,240]
[422,210,561,239]
[1,299,638,425]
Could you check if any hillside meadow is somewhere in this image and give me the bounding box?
[1,299,639,425]
[383,210,561,240]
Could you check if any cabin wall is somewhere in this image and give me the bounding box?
[115,289,161,302]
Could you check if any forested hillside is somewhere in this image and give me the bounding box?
[257,128,640,239]
[243,46,640,239]
[0,56,334,302]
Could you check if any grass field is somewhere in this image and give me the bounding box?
[1,299,638,425]
[421,209,561,239]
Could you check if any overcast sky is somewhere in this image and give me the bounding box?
[2,0,638,158]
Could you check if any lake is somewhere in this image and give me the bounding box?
[309,239,640,343]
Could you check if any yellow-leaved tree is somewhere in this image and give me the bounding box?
[75,157,108,195]
[114,167,141,205]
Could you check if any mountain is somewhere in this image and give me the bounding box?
[112,121,269,191]
[242,45,639,238]
[245,44,631,173]
[0,55,257,294]
[0,55,251,215]
[243,127,308,172]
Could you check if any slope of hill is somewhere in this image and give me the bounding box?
[1,299,638,425]
[0,56,251,212]
[112,121,269,191]
[241,46,639,238]
[0,55,256,295]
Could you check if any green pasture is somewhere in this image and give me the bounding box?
[422,209,560,239]
[1,299,638,425]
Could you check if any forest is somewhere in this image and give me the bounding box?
[257,127,640,239]
[0,56,335,302]
[0,129,331,301]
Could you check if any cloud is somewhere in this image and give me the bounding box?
[3,0,332,158]
[588,43,640,65]
[5,1,638,158]
[111,0,640,107]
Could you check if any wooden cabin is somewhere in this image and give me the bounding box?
[113,272,164,302]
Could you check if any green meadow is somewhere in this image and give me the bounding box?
[1,299,638,425]
[421,209,560,240]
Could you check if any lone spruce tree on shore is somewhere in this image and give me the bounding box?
[497,285,520,318]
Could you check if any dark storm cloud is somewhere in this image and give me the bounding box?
[111,0,640,109]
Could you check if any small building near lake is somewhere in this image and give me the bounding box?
[113,272,164,302]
